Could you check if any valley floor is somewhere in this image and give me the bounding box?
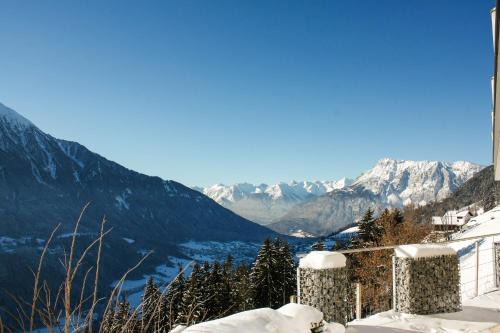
[346,288,500,333]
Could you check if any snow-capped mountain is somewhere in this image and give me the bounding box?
[0,102,272,241]
[351,158,482,206]
[195,178,353,225]
[267,158,484,236]
[0,102,275,312]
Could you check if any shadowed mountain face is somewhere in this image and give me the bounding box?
[0,102,273,243]
[0,102,275,320]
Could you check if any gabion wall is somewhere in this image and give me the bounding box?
[495,242,500,288]
[298,266,349,325]
[394,254,461,315]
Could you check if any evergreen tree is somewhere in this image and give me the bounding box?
[197,261,212,318]
[113,297,134,332]
[352,208,382,247]
[161,266,186,331]
[392,208,404,225]
[100,307,116,333]
[206,260,224,320]
[331,240,342,251]
[201,261,211,278]
[250,238,277,308]
[273,238,296,307]
[141,277,160,331]
[177,263,206,326]
[232,263,253,311]
[220,256,236,316]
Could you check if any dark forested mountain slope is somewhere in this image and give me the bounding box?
[0,102,275,319]
[0,102,273,243]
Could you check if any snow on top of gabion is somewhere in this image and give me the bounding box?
[299,251,346,269]
[395,244,456,259]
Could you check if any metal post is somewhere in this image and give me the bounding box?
[494,238,499,288]
[493,243,498,288]
[356,283,362,320]
[475,241,480,297]
[392,255,396,311]
[296,267,301,304]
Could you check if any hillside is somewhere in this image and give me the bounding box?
[413,165,495,223]
[0,102,275,318]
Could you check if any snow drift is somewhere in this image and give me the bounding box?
[174,303,345,333]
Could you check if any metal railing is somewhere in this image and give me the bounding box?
[298,231,500,320]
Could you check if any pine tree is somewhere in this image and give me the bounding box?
[177,263,206,326]
[392,208,404,225]
[353,208,382,247]
[161,266,185,331]
[273,238,296,307]
[232,263,253,311]
[141,277,160,332]
[220,256,235,316]
[201,261,212,300]
[100,306,116,333]
[113,297,134,332]
[331,240,342,251]
[205,261,224,320]
[250,238,278,308]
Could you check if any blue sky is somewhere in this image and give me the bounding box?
[0,0,495,186]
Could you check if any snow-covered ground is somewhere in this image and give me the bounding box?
[345,206,500,332]
[176,303,345,333]
[173,290,500,333]
[346,289,500,332]
[112,256,193,307]
[448,206,500,299]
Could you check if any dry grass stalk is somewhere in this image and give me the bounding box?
[29,224,61,333]
[87,216,106,333]
[64,202,90,333]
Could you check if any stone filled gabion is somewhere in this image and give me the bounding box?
[298,266,349,325]
[394,254,461,315]
[495,242,500,288]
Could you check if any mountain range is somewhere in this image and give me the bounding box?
[197,159,483,236]
[0,102,275,313]
[194,178,353,225]
[0,100,486,321]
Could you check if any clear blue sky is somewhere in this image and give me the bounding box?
[0,0,495,186]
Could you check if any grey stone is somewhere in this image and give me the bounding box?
[298,266,349,325]
[394,254,461,315]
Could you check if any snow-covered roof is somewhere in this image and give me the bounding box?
[338,226,359,234]
[454,206,500,236]
[433,210,471,226]
[299,251,346,269]
[456,210,472,218]
[395,244,456,258]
